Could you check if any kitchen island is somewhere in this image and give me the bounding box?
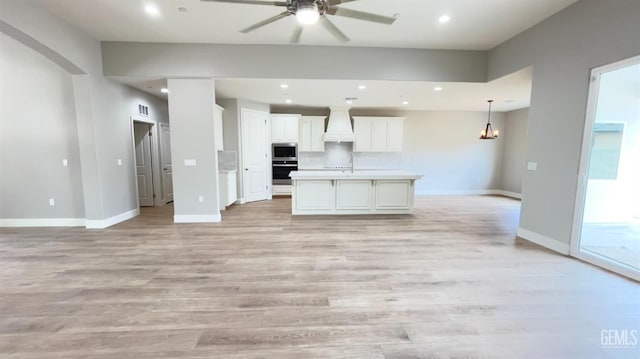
[289,170,423,215]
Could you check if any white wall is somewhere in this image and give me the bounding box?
[0,33,84,219]
[500,108,529,195]
[488,0,640,247]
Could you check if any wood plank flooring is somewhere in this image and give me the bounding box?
[1,196,639,358]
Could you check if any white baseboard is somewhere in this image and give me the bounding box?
[85,208,139,229]
[0,218,85,227]
[174,213,222,223]
[517,227,570,255]
[416,189,522,199]
[493,190,522,199]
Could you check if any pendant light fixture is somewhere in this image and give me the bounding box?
[480,100,499,139]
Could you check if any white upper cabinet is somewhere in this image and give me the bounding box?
[271,114,300,143]
[214,104,224,151]
[353,117,405,152]
[353,118,372,152]
[299,116,326,152]
[386,118,404,152]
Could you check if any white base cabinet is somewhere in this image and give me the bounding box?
[219,170,237,210]
[292,178,417,215]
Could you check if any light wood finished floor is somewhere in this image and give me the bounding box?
[1,196,639,358]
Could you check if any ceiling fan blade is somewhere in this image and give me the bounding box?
[328,6,396,25]
[320,16,349,43]
[200,0,288,6]
[290,26,303,43]
[240,11,290,33]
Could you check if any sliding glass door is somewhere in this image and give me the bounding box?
[572,55,640,281]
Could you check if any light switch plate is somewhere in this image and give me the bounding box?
[527,162,538,171]
[117,159,123,166]
[184,159,197,167]
[49,198,55,206]
[62,159,68,167]
[198,195,204,203]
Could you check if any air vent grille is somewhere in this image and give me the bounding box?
[138,104,149,116]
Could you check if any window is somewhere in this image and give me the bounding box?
[588,123,624,180]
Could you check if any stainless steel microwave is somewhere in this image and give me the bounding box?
[272,143,297,161]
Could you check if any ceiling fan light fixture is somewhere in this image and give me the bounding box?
[296,3,320,25]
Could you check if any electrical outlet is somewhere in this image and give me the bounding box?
[198,195,204,203]
[49,198,55,206]
[62,159,68,167]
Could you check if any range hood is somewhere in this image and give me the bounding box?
[323,107,355,142]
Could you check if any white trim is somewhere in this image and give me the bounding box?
[0,218,85,227]
[85,208,139,229]
[493,190,522,199]
[573,249,640,282]
[517,227,570,255]
[174,214,222,223]
[415,189,521,199]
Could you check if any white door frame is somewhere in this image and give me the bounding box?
[158,122,173,204]
[130,116,163,207]
[570,54,640,281]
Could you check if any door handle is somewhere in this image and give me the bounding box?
[245,168,249,171]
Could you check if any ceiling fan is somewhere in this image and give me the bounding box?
[200,0,397,43]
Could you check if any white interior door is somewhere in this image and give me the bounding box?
[134,122,155,207]
[241,109,269,203]
[159,123,174,204]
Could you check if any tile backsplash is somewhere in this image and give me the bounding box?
[218,150,237,171]
[299,142,406,170]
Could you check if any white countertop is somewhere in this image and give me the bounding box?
[290,170,423,180]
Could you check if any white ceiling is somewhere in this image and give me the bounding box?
[41,0,577,50]
[40,0,559,111]
[119,67,532,111]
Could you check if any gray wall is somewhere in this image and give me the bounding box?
[0,33,84,219]
[168,79,220,220]
[488,0,640,244]
[500,108,529,194]
[0,0,170,224]
[102,42,488,83]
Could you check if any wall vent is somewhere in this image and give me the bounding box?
[138,104,149,116]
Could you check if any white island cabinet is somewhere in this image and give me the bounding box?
[290,171,423,215]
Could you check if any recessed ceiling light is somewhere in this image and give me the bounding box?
[144,3,160,17]
[285,99,292,104]
[358,85,367,90]
[434,86,443,91]
[438,15,450,23]
[281,84,289,89]
[160,88,169,94]
[402,101,409,105]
